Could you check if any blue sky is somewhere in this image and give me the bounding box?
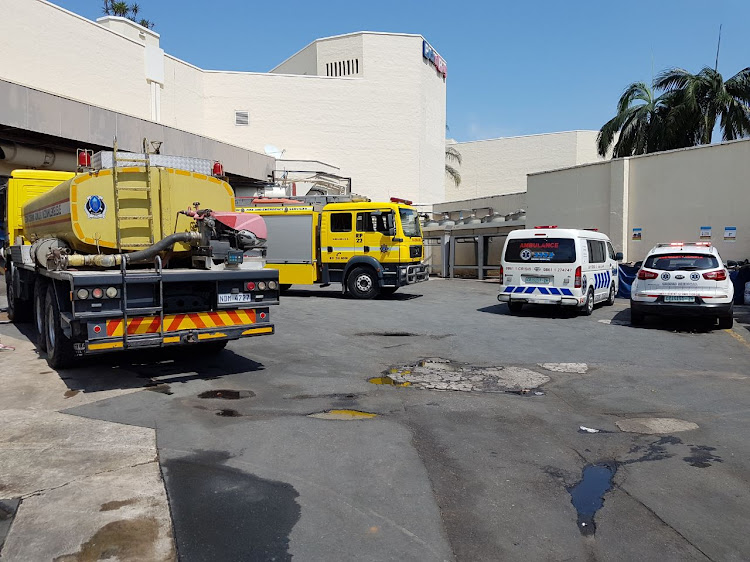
[54,0,750,142]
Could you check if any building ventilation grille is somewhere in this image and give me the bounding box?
[326,59,359,77]
[235,111,249,126]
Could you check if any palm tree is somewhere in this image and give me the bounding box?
[655,66,750,144]
[445,145,462,187]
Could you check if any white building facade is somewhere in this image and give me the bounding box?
[0,0,447,204]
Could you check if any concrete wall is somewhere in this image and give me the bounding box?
[0,1,446,205]
[445,131,604,200]
[527,139,750,262]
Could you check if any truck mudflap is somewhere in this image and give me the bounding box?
[76,308,273,354]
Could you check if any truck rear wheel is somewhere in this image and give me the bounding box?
[347,267,379,299]
[45,284,75,369]
[34,278,48,352]
[6,265,32,323]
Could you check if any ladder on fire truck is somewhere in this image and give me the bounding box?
[111,138,156,251]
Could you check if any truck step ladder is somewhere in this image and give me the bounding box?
[112,138,157,251]
[120,255,165,349]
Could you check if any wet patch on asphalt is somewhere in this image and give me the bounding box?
[63,390,80,398]
[566,462,617,536]
[216,409,242,417]
[145,383,173,395]
[308,409,378,420]
[376,358,549,393]
[0,499,20,554]
[198,390,255,400]
[683,445,723,468]
[161,450,300,562]
[620,436,682,465]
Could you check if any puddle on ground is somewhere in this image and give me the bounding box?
[52,517,160,561]
[308,409,378,421]
[566,462,617,536]
[100,498,138,512]
[145,383,173,395]
[216,409,242,417]
[683,445,722,468]
[63,390,80,398]
[355,332,417,337]
[375,358,549,393]
[198,390,255,400]
[368,376,411,387]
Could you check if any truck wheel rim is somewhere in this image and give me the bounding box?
[356,275,372,292]
[47,306,56,349]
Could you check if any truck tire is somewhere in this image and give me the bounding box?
[581,288,595,316]
[346,267,379,299]
[45,284,75,369]
[380,287,399,296]
[605,283,616,306]
[34,278,48,352]
[6,264,32,323]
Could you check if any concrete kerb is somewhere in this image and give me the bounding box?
[0,307,176,559]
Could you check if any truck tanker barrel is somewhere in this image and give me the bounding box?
[22,160,235,256]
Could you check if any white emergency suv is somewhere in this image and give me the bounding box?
[498,227,622,315]
[630,242,734,328]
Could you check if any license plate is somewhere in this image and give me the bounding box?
[664,296,694,303]
[218,293,253,304]
[524,276,550,284]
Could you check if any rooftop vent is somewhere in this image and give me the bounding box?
[235,111,249,126]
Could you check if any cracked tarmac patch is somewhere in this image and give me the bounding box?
[538,363,589,374]
[615,418,699,434]
[383,358,549,392]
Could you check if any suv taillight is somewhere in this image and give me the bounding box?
[637,269,659,280]
[703,269,727,281]
[574,266,582,288]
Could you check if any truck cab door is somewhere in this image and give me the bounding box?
[321,211,356,265]
[356,210,398,263]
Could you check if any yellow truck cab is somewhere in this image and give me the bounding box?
[237,194,428,298]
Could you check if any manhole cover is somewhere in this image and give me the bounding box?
[198,390,255,400]
[379,358,549,392]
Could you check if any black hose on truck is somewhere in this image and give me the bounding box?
[61,231,202,269]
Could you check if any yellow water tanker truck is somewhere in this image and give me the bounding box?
[2,148,278,368]
[235,194,428,298]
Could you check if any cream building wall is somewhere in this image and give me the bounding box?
[527,139,750,262]
[0,0,446,204]
[445,131,604,200]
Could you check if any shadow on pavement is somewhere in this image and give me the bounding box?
[55,347,264,394]
[611,308,717,333]
[283,288,422,301]
[477,302,577,319]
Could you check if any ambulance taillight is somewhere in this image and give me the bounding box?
[574,266,582,288]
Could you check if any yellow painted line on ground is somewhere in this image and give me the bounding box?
[725,328,750,351]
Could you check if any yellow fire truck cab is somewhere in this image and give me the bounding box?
[237,194,429,298]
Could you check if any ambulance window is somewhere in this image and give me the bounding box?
[607,242,616,260]
[330,213,352,232]
[504,238,576,263]
[587,240,606,263]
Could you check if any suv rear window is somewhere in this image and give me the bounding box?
[643,254,719,271]
[504,238,576,263]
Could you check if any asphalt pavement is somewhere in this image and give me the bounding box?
[2,277,750,561]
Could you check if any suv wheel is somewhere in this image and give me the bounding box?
[718,310,734,330]
[630,307,645,326]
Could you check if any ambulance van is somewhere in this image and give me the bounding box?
[497,227,623,315]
